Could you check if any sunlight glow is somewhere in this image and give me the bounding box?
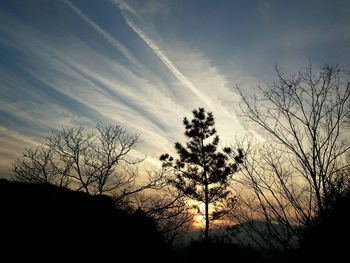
[190,201,233,229]
[193,214,206,229]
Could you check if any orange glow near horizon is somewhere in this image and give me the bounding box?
[193,214,206,229]
[192,201,235,230]
[190,202,205,229]
[191,212,233,230]
[190,202,232,230]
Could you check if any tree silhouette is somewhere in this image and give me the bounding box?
[297,186,350,262]
[12,125,195,243]
[13,125,165,203]
[132,189,193,245]
[233,64,350,249]
[160,108,243,242]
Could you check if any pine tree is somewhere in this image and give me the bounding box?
[160,108,243,241]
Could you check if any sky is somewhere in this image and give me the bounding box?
[0,0,349,178]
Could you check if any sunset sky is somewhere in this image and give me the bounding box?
[0,0,349,178]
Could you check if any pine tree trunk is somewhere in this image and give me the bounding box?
[204,181,209,242]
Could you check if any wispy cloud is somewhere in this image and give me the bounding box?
[113,1,260,141]
[137,0,172,16]
[0,1,252,179]
[0,8,184,175]
[113,0,213,107]
[0,126,41,178]
[62,0,143,70]
[2,0,346,178]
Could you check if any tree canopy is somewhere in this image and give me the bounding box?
[160,108,243,241]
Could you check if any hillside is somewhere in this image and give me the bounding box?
[0,179,167,262]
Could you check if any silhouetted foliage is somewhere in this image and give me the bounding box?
[296,187,350,262]
[234,64,350,249]
[0,178,169,262]
[160,108,243,242]
[176,239,262,263]
[133,189,193,245]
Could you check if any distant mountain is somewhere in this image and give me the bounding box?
[229,220,299,250]
[176,220,298,251]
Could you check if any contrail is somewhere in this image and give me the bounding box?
[112,0,212,107]
[62,0,143,70]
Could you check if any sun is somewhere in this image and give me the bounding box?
[190,202,206,229]
[193,214,206,229]
[190,202,231,229]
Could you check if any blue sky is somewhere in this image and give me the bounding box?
[0,0,349,178]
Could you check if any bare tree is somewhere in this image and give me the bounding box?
[13,125,164,200]
[13,146,70,187]
[234,64,350,249]
[13,125,193,241]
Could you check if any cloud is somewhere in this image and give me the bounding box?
[0,9,179,174]
[62,0,143,70]
[114,0,173,16]
[138,0,172,16]
[0,126,40,178]
[0,14,113,135]
[0,0,265,178]
[113,0,213,107]
[112,1,263,142]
